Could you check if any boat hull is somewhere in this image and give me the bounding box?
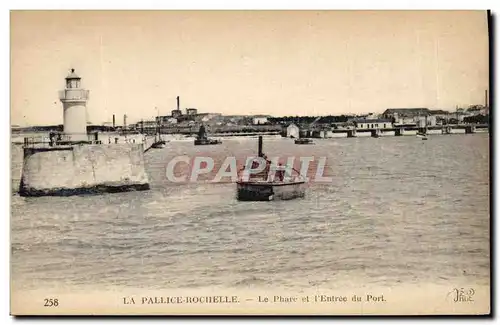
[236,181,306,201]
[294,139,314,145]
[194,139,222,145]
[150,139,167,149]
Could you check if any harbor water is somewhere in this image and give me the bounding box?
[11,134,490,294]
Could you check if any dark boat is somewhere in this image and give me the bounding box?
[236,136,306,201]
[151,107,168,148]
[416,132,428,140]
[294,138,314,145]
[151,139,168,148]
[417,115,429,140]
[194,124,222,145]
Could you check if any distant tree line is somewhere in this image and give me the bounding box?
[463,114,489,124]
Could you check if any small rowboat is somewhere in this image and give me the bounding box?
[194,124,222,146]
[294,138,315,145]
[416,132,428,140]
[194,138,222,145]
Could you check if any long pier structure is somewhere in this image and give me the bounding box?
[296,124,489,138]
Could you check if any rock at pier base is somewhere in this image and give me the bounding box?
[19,182,150,197]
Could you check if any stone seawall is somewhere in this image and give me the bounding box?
[19,144,150,196]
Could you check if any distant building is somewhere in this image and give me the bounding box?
[135,120,158,132]
[465,105,489,116]
[171,109,182,118]
[252,115,269,125]
[156,116,178,124]
[382,108,430,119]
[364,113,381,120]
[286,123,300,138]
[354,119,393,129]
[414,115,437,127]
[186,108,198,115]
[382,108,434,126]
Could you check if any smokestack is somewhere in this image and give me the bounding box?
[258,136,263,157]
[485,89,488,108]
[112,114,115,128]
[177,96,180,111]
[123,114,127,128]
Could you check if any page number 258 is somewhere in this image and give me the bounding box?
[44,298,59,307]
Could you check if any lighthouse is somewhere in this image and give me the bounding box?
[59,69,89,142]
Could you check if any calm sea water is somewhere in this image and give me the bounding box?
[10,134,490,292]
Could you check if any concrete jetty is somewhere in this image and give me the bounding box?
[19,144,150,196]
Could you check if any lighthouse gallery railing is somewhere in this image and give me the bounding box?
[58,89,90,101]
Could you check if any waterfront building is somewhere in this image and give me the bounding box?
[286,123,300,138]
[415,115,437,127]
[354,119,393,129]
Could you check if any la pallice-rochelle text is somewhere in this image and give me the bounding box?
[123,295,240,305]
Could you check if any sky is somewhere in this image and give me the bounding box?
[10,10,489,126]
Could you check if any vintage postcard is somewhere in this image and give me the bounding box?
[10,10,490,315]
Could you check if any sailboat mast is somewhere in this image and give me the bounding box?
[156,106,160,140]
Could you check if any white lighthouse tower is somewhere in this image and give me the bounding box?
[59,69,89,142]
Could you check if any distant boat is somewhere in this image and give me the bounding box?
[236,136,306,201]
[151,108,168,149]
[416,132,428,140]
[417,114,429,140]
[151,127,168,148]
[194,124,222,145]
[294,138,314,145]
[151,139,168,148]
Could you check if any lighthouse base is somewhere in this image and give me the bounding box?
[19,181,150,197]
[63,133,91,143]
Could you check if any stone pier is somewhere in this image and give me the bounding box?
[19,144,150,196]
